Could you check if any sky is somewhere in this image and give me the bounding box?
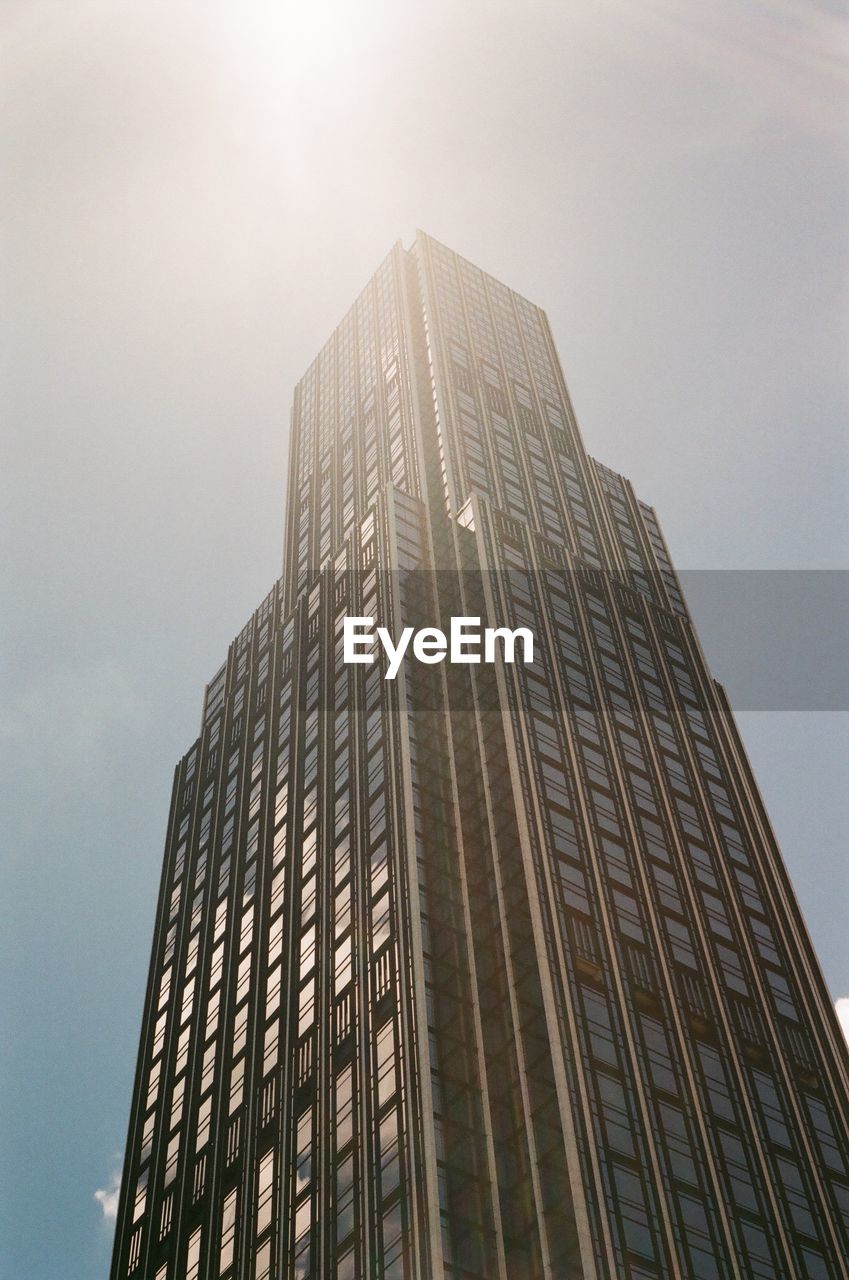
[2,2,848,1276]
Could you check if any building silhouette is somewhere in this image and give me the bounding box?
[111,234,849,1280]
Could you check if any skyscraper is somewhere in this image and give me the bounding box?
[110,233,849,1280]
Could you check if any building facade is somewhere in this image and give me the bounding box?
[110,234,849,1280]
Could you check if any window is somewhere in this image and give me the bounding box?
[597,1074,636,1158]
[219,1189,237,1273]
[336,1066,354,1149]
[186,1227,202,1280]
[336,1154,355,1243]
[256,1149,275,1236]
[612,1164,655,1260]
[296,1108,313,1193]
[375,1020,397,1106]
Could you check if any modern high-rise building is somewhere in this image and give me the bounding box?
[110,234,849,1280]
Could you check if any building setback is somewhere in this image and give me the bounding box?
[110,234,849,1280]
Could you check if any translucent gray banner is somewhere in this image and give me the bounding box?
[680,570,848,712]
[337,567,848,712]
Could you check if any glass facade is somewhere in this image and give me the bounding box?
[111,234,849,1280]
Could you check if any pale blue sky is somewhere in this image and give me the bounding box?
[3,2,848,1276]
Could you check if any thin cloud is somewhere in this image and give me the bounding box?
[614,0,849,140]
[0,660,148,778]
[94,1168,122,1222]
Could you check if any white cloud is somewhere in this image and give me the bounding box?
[836,998,849,1046]
[94,1168,122,1222]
